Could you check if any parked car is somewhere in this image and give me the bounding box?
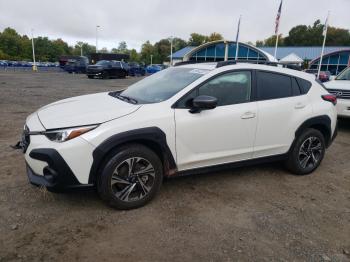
[146,64,164,74]
[304,69,331,82]
[86,60,128,79]
[128,62,146,76]
[324,66,350,118]
[16,62,337,209]
[0,60,8,67]
[64,57,89,73]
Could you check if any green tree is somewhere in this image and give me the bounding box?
[172,37,187,52]
[256,34,284,46]
[207,32,223,42]
[188,33,208,46]
[117,41,128,54]
[257,20,350,47]
[140,41,154,64]
[129,49,140,62]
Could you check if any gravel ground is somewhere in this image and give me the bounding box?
[0,71,349,262]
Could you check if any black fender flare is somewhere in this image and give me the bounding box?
[292,115,333,150]
[88,127,177,184]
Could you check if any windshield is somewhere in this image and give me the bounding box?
[336,67,350,80]
[96,60,109,66]
[120,67,209,103]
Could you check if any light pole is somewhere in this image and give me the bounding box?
[169,36,173,66]
[79,43,83,56]
[96,25,100,53]
[150,55,153,66]
[31,29,37,71]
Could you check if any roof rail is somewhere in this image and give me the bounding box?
[174,60,209,67]
[216,60,302,71]
[174,59,302,71]
[216,60,237,68]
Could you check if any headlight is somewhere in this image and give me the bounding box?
[44,125,98,142]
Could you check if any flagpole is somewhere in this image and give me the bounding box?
[317,11,330,79]
[235,15,241,61]
[274,33,279,59]
[274,0,282,60]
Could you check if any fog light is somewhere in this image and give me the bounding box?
[43,166,57,184]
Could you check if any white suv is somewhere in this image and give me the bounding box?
[324,67,350,117]
[17,62,338,209]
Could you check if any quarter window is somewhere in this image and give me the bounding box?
[198,71,252,106]
[257,71,292,100]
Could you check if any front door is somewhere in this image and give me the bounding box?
[174,70,258,171]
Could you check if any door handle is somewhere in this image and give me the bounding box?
[295,103,306,109]
[241,112,256,119]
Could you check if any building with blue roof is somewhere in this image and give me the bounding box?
[171,41,350,75]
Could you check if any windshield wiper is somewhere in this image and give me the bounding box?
[115,94,138,104]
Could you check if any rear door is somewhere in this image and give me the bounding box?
[253,70,312,158]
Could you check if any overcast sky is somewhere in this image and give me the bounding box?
[0,0,349,51]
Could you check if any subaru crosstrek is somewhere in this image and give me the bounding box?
[16,62,338,209]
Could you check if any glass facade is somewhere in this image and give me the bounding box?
[309,50,350,75]
[188,42,267,62]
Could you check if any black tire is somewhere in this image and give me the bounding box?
[88,75,94,79]
[285,128,325,175]
[120,71,127,79]
[102,71,109,79]
[97,144,163,210]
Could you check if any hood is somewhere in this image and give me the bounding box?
[324,80,350,91]
[37,92,141,129]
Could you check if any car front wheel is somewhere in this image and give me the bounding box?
[97,144,163,209]
[286,128,326,175]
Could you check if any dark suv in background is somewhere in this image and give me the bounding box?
[86,60,128,79]
[128,62,146,76]
[64,56,89,73]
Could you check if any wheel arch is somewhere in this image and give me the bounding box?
[294,115,332,148]
[88,127,177,184]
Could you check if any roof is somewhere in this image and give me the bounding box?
[279,53,304,63]
[171,46,195,59]
[260,46,350,60]
[171,45,350,61]
[182,40,277,62]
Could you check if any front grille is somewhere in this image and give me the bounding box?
[327,89,350,99]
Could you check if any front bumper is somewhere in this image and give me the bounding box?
[26,148,86,189]
[17,113,96,189]
[336,99,350,117]
[86,70,103,76]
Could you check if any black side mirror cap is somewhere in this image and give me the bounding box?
[190,95,218,113]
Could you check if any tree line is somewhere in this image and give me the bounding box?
[0,20,349,63]
[256,20,350,47]
[0,28,224,63]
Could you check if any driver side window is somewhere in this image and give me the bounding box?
[177,71,252,108]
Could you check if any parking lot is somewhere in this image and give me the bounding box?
[0,71,349,261]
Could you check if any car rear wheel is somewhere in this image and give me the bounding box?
[97,144,163,209]
[285,128,325,175]
[88,75,94,79]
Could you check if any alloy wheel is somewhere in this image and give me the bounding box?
[111,157,155,202]
[298,136,323,169]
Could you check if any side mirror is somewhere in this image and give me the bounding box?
[190,95,218,113]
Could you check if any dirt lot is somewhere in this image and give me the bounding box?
[0,71,349,262]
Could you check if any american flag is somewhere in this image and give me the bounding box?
[275,0,283,34]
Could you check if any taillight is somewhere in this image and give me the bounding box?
[322,94,337,105]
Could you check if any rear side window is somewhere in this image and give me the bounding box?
[291,77,301,96]
[296,78,312,94]
[257,71,292,100]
